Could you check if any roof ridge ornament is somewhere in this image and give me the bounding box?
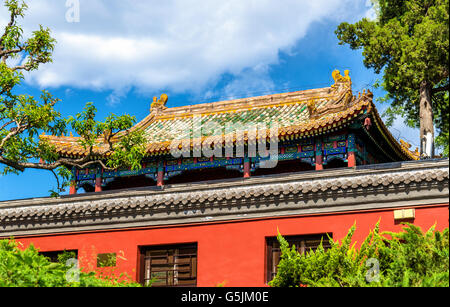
[400,139,420,160]
[332,69,352,86]
[306,99,319,119]
[150,94,168,113]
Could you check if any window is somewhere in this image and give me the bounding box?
[39,250,78,263]
[97,253,117,268]
[139,243,197,287]
[266,234,331,283]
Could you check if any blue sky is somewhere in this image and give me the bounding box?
[0,0,421,201]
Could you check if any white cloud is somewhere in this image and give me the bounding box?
[106,93,122,107]
[0,0,372,99]
[364,0,378,20]
[222,64,276,100]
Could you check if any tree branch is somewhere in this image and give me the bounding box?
[0,120,24,150]
[0,153,115,173]
[0,46,24,62]
[50,168,62,192]
[0,6,16,48]
[11,64,30,72]
[431,84,449,94]
[0,120,14,131]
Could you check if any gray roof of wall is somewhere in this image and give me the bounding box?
[0,159,448,237]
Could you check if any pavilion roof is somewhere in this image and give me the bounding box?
[40,70,419,161]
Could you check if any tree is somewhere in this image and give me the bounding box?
[335,0,449,157]
[0,0,146,195]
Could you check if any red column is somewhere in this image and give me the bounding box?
[69,183,77,195]
[69,168,78,195]
[243,159,251,178]
[95,176,102,192]
[315,155,323,170]
[347,133,356,168]
[157,162,165,186]
[157,171,164,186]
[348,151,356,167]
[315,138,323,171]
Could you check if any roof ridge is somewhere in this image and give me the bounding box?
[155,86,334,117]
[150,69,354,118]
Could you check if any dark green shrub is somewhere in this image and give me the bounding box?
[269,223,449,287]
[0,239,141,287]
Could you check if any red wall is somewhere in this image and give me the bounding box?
[15,204,449,287]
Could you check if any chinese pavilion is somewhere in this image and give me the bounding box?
[0,70,447,287]
[41,70,419,194]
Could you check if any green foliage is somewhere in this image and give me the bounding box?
[0,0,147,194]
[336,0,449,155]
[66,102,146,171]
[269,223,449,287]
[96,253,117,268]
[0,239,141,287]
[56,250,77,266]
[106,129,147,171]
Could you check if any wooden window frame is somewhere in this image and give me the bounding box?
[97,253,117,268]
[138,243,197,287]
[266,233,332,283]
[39,250,78,263]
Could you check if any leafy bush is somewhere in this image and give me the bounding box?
[269,223,449,287]
[0,239,141,287]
